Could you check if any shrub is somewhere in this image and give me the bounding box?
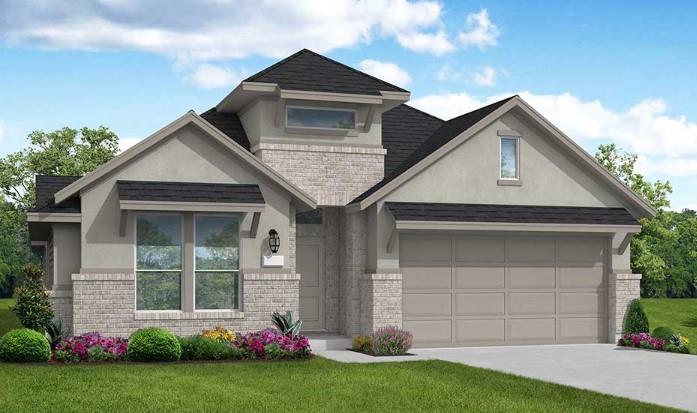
[352,335,372,353]
[12,264,53,332]
[651,326,675,341]
[264,343,284,360]
[235,329,311,359]
[54,332,128,362]
[618,333,665,351]
[271,311,302,337]
[624,300,649,334]
[127,328,181,362]
[88,346,113,362]
[0,328,51,362]
[370,326,413,356]
[179,335,240,361]
[201,326,236,343]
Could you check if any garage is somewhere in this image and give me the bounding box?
[401,234,608,347]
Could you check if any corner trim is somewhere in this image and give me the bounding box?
[395,220,642,233]
[26,212,81,223]
[119,200,266,213]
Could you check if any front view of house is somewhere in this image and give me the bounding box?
[27,49,652,347]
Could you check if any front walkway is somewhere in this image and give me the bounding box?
[317,344,697,411]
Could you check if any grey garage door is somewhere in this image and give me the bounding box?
[401,235,607,347]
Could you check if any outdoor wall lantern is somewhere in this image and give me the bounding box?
[268,229,280,253]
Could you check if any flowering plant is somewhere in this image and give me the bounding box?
[618,333,665,351]
[370,326,413,356]
[54,332,128,362]
[235,329,311,359]
[202,326,236,343]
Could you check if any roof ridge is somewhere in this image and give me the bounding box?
[400,103,445,122]
[443,95,518,122]
[244,49,308,83]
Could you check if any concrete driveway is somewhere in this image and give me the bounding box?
[413,344,696,412]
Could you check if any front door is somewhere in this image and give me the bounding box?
[298,236,325,330]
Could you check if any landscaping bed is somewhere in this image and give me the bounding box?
[617,299,692,355]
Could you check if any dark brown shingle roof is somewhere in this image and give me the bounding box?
[117,181,265,204]
[32,175,81,213]
[201,108,251,150]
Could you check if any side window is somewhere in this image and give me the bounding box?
[500,137,519,180]
[136,214,182,311]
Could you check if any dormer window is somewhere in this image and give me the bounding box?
[286,106,356,130]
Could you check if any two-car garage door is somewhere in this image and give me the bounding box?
[401,234,608,347]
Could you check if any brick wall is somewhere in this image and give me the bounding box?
[71,272,299,337]
[49,289,73,334]
[254,142,385,206]
[608,273,642,341]
[359,273,402,335]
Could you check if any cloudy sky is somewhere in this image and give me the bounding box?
[0,0,696,209]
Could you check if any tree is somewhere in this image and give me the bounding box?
[0,126,119,295]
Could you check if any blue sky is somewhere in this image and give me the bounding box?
[1,0,696,209]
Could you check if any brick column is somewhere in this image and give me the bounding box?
[359,273,402,335]
[48,289,73,334]
[608,273,642,342]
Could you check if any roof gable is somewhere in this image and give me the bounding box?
[245,49,408,96]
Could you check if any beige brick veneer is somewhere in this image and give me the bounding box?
[49,289,73,334]
[608,273,642,341]
[254,142,385,206]
[359,273,402,335]
[70,271,300,337]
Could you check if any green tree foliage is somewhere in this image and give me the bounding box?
[596,144,697,297]
[0,126,119,294]
[12,263,53,332]
[624,299,650,334]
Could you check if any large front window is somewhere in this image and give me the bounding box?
[195,215,240,310]
[136,214,182,311]
[286,106,356,130]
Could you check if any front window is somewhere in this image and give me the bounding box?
[287,106,356,130]
[195,215,240,310]
[500,137,519,179]
[296,209,323,225]
[136,214,182,310]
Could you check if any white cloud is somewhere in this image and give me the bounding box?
[0,121,5,143]
[0,0,457,60]
[118,136,142,153]
[472,66,496,87]
[188,63,245,89]
[457,9,500,49]
[410,91,697,177]
[437,63,463,81]
[358,59,411,87]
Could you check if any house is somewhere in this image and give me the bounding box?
[27,49,652,347]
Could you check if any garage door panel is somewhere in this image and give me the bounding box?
[508,318,556,341]
[508,266,555,289]
[508,240,555,263]
[559,292,607,315]
[455,293,504,316]
[455,319,505,343]
[559,267,605,288]
[509,292,555,315]
[454,267,505,289]
[404,320,452,343]
[557,239,604,263]
[401,237,451,262]
[404,293,451,317]
[402,266,451,289]
[454,239,505,263]
[558,318,605,341]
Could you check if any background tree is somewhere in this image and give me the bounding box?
[0,126,119,296]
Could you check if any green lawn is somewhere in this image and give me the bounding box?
[642,298,697,352]
[0,357,675,412]
[0,298,19,336]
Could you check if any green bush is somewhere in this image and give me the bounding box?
[0,328,50,362]
[624,300,649,334]
[352,335,373,353]
[264,343,284,360]
[651,326,675,341]
[12,264,53,332]
[179,335,239,361]
[88,346,113,362]
[127,328,181,362]
[665,343,690,354]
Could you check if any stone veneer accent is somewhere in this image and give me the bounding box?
[49,289,73,334]
[338,209,367,336]
[359,273,402,335]
[71,271,299,337]
[608,273,642,341]
[254,142,385,206]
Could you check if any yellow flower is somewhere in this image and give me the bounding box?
[202,326,236,343]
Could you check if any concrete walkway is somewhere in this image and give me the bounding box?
[317,344,697,411]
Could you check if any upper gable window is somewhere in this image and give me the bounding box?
[500,137,519,179]
[286,106,356,130]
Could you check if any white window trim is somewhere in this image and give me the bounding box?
[134,212,184,312]
[285,105,357,131]
[193,213,242,312]
[499,136,521,181]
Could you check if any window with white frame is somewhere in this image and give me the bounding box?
[500,137,519,179]
[194,215,240,310]
[136,214,182,311]
[286,106,356,130]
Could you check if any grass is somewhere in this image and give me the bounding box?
[642,298,697,352]
[0,357,676,412]
[0,298,19,336]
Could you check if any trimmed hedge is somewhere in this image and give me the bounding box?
[624,299,649,334]
[0,329,51,362]
[179,335,240,361]
[651,326,675,341]
[127,328,181,362]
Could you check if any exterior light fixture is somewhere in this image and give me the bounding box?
[268,229,280,253]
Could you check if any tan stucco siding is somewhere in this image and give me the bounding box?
[80,124,293,271]
[52,223,81,288]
